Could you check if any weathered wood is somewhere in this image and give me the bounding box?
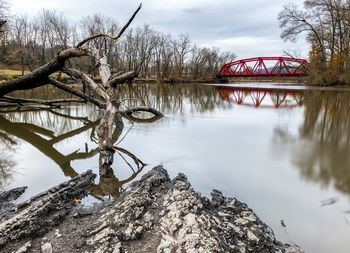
[0,48,88,96]
[62,67,109,101]
[123,106,164,117]
[107,71,138,87]
[98,101,117,175]
[76,4,142,48]
[0,95,84,107]
[0,187,27,221]
[0,170,96,247]
[48,77,106,109]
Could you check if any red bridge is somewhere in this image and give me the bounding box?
[217,57,308,78]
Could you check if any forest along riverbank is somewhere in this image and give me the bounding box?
[0,166,302,253]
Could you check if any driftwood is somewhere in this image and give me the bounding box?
[0,4,163,177]
[0,96,84,108]
[0,48,88,96]
[0,170,96,248]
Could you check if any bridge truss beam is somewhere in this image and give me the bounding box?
[217,57,308,78]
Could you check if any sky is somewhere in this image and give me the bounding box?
[9,0,309,59]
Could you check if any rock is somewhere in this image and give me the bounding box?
[14,241,32,253]
[84,166,302,252]
[0,186,27,221]
[41,242,53,253]
[73,207,94,218]
[54,229,61,238]
[211,189,225,207]
[0,166,303,252]
[0,186,27,203]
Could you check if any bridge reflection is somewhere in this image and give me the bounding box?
[217,86,304,109]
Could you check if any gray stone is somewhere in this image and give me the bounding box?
[15,241,32,253]
[41,242,52,253]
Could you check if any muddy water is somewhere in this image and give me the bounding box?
[1,83,350,253]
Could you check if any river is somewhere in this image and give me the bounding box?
[1,82,350,253]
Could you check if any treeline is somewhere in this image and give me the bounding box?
[279,0,350,85]
[0,9,236,81]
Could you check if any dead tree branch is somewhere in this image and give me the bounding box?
[76,3,142,48]
[0,48,88,96]
[108,71,138,87]
[48,77,106,108]
[0,96,83,107]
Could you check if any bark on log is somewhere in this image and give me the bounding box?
[0,96,84,107]
[0,48,88,96]
[123,106,164,117]
[0,170,96,247]
[107,71,138,87]
[0,187,27,222]
[48,77,105,109]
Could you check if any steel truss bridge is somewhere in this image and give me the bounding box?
[217,57,308,78]
[217,86,304,109]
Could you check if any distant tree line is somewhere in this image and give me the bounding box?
[0,9,236,81]
[279,0,350,85]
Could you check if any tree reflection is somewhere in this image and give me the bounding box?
[0,133,16,190]
[0,83,230,198]
[294,91,350,195]
[0,107,145,199]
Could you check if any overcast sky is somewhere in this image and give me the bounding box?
[9,0,309,59]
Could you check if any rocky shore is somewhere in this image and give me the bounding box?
[0,166,302,253]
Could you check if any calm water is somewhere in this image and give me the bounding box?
[1,83,350,252]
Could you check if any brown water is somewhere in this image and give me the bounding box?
[1,83,350,252]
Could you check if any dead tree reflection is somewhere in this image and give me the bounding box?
[0,134,16,190]
[0,108,153,198]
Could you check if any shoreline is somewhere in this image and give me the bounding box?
[0,166,302,253]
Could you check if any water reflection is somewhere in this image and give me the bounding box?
[217,86,304,108]
[0,136,16,190]
[2,83,350,200]
[294,91,350,195]
[0,107,145,198]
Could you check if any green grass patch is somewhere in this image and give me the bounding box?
[0,69,31,77]
[0,69,70,80]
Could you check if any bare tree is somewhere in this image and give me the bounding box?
[279,1,350,84]
[0,4,163,176]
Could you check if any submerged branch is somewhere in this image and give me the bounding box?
[123,106,164,117]
[48,78,105,109]
[0,96,84,107]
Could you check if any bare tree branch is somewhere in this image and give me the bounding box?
[48,77,105,108]
[76,3,142,48]
[0,48,88,96]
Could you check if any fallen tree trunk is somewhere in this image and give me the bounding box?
[0,170,96,248]
[0,187,27,221]
[0,48,88,96]
[1,167,302,253]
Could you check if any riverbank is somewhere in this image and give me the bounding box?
[0,166,302,253]
[0,69,215,84]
